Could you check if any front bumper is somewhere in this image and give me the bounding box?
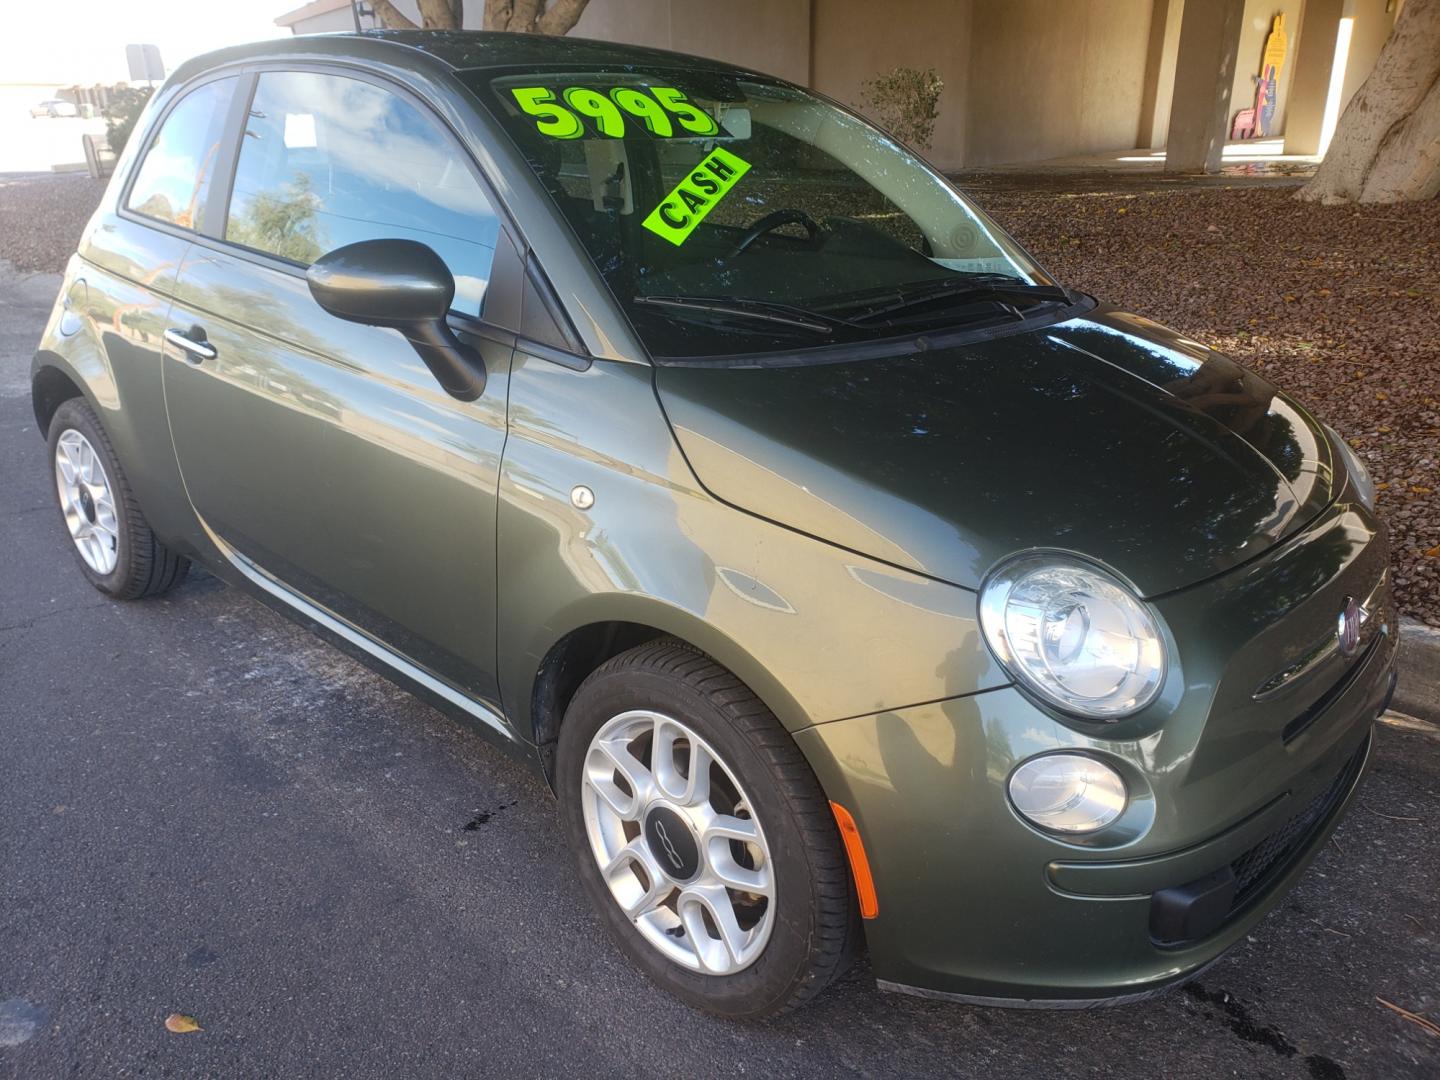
[797,667,1390,1006]
[794,504,1397,1007]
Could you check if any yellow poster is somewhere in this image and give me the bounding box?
[1263,14,1288,77]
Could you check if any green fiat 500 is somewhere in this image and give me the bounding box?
[33,31,1397,1017]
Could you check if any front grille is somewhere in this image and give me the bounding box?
[1282,633,1383,742]
[1228,736,1368,911]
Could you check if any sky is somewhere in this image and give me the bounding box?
[2,0,291,86]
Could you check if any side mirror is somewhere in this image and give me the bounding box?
[307,238,486,401]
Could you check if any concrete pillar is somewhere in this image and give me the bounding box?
[1164,0,1247,173]
[1285,0,1345,155]
[1137,0,1184,149]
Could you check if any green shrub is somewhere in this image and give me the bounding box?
[103,86,155,154]
[858,66,944,151]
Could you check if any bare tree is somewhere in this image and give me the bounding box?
[1297,0,1440,204]
[370,0,592,35]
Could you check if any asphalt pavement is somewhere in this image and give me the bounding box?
[2,261,1437,1079]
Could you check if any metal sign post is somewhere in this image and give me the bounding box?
[350,2,377,32]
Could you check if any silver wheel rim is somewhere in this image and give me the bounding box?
[54,428,119,576]
[581,709,776,975]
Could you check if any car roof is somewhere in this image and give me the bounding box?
[178,29,765,84]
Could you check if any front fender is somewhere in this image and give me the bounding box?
[517,589,811,742]
[497,352,1009,741]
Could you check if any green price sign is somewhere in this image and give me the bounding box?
[642,147,751,247]
[509,84,721,140]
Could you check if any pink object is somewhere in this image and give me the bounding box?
[1231,107,1257,141]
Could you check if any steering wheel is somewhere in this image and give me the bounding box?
[729,209,825,256]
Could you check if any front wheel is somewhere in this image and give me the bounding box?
[557,641,859,1018]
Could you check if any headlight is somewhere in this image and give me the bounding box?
[1326,425,1376,510]
[979,555,1166,719]
[1009,753,1128,833]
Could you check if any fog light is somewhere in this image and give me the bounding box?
[1009,753,1127,834]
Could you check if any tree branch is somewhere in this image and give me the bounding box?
[536,0,591,36]
[510,0,543,32]
[370,0,418,29]
[377,0,592,38]
[484,0,513,31]
[416,0,460,28]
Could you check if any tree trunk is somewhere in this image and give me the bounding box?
[373,0,593,35]
[506,0,544,31]
[1297,0,1440,204]
[536,0,590,35]
[1360,67,1440,201]
[371,0,418,29]
[484,0,591,33]
[483,1,513,31]
[416,0,460,28]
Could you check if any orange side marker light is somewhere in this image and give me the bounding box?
[830,801,879,919]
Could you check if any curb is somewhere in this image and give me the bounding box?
[1396,618,1440,724]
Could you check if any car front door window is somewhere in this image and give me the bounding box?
[225,71,499,317]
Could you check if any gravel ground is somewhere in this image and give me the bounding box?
[964,174,1440,627]
[3,170,1436,624]
[0,173,105,275]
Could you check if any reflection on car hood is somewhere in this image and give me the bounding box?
[654,306,1336,597]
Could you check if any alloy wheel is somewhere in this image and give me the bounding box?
[54,428,119,576]
[580,709,775,975]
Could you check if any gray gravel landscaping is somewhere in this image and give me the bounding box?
[0,173,105,275]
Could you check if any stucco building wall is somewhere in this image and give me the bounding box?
[579,0,1159,170]
[276,0,1395,172]
[577,0,1163,170]
[809,0,972,170]
[1136,0,1185,149]
[964,0,1157,167]
[571,0,812,86]
[1338,0,1401,110]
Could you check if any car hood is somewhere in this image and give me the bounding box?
[653,306,1337,597]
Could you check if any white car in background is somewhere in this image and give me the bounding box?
[29,99,78,118]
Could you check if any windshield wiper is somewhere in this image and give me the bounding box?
[819,276,1070,325]
[632,294,834,335]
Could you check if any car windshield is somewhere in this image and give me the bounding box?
[465,65,1062,358]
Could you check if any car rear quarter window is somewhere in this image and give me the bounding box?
[225,71,499,318]
[126,77,238,232]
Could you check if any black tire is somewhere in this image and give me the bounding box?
[556,640,859,1018]
[46,398,189,599]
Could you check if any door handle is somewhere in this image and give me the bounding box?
[165,325,217,363]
